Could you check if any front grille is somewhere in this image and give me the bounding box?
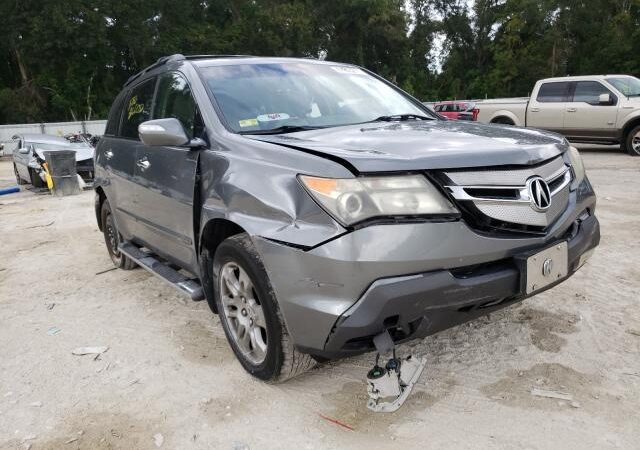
[440,156,572,231]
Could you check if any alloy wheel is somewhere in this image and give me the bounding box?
[633,130,640,154]
[219,262,268,364]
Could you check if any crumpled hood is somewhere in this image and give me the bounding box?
[248,120,568,173]
[34,145,94,162]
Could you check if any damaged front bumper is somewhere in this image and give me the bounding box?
[253,181,599,359]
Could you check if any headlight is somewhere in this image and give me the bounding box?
[567,146,585,189]
[299,174,458,226]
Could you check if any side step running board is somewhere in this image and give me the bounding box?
[119,242,205,301]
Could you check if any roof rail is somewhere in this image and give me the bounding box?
[124,54,186,87]
[124,54,257,87]
[184,54,256,60]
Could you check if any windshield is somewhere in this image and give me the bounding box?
[201,62,433,133]
[606,76,640,97]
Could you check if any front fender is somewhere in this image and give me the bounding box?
[198,140,351,250]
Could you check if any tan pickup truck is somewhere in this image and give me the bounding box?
[476,75,640,156]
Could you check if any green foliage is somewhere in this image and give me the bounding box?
[0,0,638,123]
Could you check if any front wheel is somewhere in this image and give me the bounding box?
[213,233,314,382]
[625,125,640,156]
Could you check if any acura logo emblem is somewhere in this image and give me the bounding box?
[527,176,552,211]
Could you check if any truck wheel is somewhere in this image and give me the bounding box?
[101,200,137,270]
[492,117,515,126]
[213,233,315,382]
[625,125,640,156]
[29,168,46,188]
[14,164,27,185]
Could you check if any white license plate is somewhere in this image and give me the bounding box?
[525,242,568,294]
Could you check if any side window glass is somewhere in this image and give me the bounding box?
[434,105,442,112]
[153,72,203,140]
[573,81,614,105]
[536,82,569,103]
[105,95,125,136]
[120,78,156,139]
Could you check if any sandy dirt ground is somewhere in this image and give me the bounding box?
[0,148,639,450]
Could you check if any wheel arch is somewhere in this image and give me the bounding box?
[622,115,640,140]
[198,217,247,313]
[490,112,518,126]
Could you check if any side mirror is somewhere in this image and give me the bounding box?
[598,93,612,105]
[138,118,190,147]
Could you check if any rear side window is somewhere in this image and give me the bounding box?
[120,78,156,139]
[153,72,203,140]
[536,82,570,103]
[572,81,615,104]
[434,105,442,112]
[104,94,125,136]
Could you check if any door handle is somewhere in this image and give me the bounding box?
[104,150,114,160]
[566,108,577,113]
[136,158,150,170]
[530,108,540,112]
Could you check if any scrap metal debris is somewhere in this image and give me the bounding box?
[95,267,118,276]
[26,221,55,229]
[317,413,355,432]
[47,326,61,336]
[530,387,573,401]
[71,346,109,356]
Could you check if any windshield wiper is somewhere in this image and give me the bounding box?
[240,125,326,135]
[369,114,435,123]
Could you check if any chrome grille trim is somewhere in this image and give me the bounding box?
[443,156,572,228]
[444,156,566,186]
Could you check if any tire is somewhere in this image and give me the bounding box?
[100,200,137,270]
[624,125,640,156]
[13,163,27,185]
[29,168,46,188]
[213,233,315,382]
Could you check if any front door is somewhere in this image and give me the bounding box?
[133,72,205,273]
[527,81,571,133]
[563,81,619,141]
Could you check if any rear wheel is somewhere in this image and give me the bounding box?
[213,233,314,382]
[101,200,136,270]
[13,164,27,185]
[492,117,515,126]
[625,125,640,156]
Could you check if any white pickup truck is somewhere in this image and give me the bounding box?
[476,75,640,155]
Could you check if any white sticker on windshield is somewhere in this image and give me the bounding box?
[257,113,290,122]
[331,66,364,75]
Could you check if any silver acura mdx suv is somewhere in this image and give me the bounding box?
[94,55,599,381]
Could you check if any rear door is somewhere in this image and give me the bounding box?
[132,71,204,272]
[101,78,157,240]
[527,81,571,132]
[563,80,618,140]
